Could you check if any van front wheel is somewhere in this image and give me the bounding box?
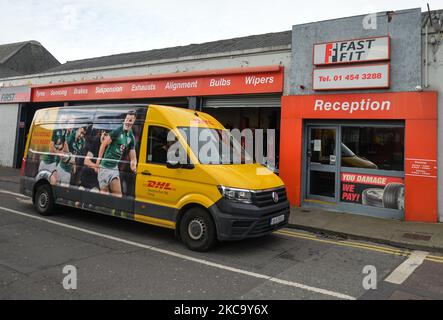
[180,207,217,252]
[34,184,55,216]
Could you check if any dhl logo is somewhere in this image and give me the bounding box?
[146,180,173,190]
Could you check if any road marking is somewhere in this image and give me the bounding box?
[16,197,33,204]
[384,251,428,284]
[0,189,29,198]
[276,229,410,257]
[0,205,355,300]
[277,229,443,265]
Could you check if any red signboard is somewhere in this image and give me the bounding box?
[31,66,284,102]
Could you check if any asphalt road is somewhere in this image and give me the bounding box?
[1,175,443,300]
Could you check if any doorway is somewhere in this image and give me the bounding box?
[306,126,338,202]
[303,121,405,219]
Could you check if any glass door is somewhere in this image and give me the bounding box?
[306,126,338,201]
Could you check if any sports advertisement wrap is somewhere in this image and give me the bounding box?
[26,107,146,216]
[341,173,405,210]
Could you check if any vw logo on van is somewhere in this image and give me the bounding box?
[272,191,279,204]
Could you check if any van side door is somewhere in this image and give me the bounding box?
[135,124,195,228]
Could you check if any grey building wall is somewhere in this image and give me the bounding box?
[0,103,19,167]
[290,8,422,95]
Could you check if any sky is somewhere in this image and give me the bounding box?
[1,0,441,64]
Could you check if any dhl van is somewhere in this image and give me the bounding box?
[20,105,289,251]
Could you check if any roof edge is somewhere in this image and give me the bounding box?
[0,44,291,82]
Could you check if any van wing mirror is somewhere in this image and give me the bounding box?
[166,160,181,169]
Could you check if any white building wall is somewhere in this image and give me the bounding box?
[0,103,19,167]
[424,29,443,222]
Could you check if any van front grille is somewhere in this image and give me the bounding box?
[252,187,287,207]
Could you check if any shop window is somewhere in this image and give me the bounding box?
[341,126,404,171]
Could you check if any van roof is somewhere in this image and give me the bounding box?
[148,105,223,129]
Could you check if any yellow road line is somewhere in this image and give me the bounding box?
[425,257,443,263]
[277,229,410,255]
[425,255,443,262]
[275,229,443,264]
[275,230,409,256]
[281,229,401,252]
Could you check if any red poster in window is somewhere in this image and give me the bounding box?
[340,173,404,210]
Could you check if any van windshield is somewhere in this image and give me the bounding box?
[178,127,254,165]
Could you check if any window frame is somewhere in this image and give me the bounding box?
[146,125,189,166]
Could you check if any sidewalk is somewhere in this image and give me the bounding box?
[0,166,20,183]
[287,206,443,253]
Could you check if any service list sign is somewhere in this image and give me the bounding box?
[313,36,390,65]
[32,70,283,102]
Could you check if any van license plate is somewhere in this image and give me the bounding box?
[270,215,285,226]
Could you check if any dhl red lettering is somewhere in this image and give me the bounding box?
[155,182,166,188]
[146,180,173,190]
[164,183,172,190]
[147,181,156,188]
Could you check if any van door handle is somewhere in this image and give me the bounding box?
[141,170,151,176]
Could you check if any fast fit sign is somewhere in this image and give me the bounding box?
[0,86,31,103]
[31,67,283,102]
[313,63,390,90]
[313,36,390,65]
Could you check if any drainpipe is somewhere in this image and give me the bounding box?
[425,25,429,88]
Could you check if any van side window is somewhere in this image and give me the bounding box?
[147,126,177,165]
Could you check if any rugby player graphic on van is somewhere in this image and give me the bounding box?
[95,110,137,197]
[37,114,77,186]
[37,115,68,186]
[56,125,87,186]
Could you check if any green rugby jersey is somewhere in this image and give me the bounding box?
[42,129,66,165]
[100,125,136,169]
[59,130,85,172]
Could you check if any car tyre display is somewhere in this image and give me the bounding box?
[361,188,384,208]
[383,183,405,210]
[180,207,217,252]
[34,184,56,216]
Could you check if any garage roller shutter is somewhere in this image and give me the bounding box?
[203,94,281,108]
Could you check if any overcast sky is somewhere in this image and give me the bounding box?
[1,0,440,63]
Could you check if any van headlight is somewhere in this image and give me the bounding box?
[218,186,253,204]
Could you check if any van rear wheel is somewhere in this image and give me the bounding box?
[34,184,55,216]
[180,207,217,252]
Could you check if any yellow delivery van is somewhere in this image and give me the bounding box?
[20,105,289,251]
